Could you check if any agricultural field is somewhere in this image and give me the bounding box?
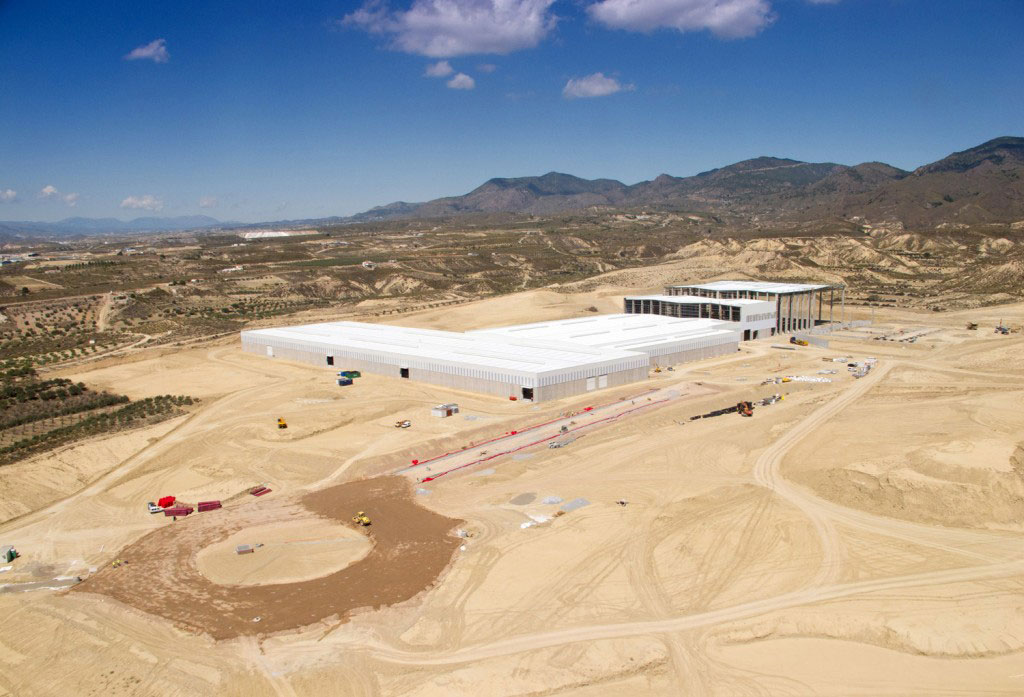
[0,364,194,464]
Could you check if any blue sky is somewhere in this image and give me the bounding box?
[1,0,1022,222]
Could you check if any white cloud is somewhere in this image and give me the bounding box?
[343,0,556,57]
[425,60,455,77]
[563,72,633,99]
[478,62,497,73]
[0,189,16,203]
[447,72,476,89]
[587,0,774,39]
[38,185,79,205]
[199,196,218,209]
[120,195,164,212]
[125,38,170,63]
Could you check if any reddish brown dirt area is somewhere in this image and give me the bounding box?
[73,476,463,640]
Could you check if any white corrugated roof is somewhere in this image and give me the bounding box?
[667,280,832,293]
[472,314,740,352]
[243,321,644,377]
[626,294,770,306]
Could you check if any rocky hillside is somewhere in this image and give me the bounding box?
[352,137,1024,229]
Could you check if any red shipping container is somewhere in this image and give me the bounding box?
[158,496,176,508]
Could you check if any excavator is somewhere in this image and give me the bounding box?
[277,417,287,429]
[789,336,809,347]
[737,401,754,417]
[352,511,371,526]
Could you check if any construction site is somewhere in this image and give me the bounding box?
[1,267,1024,696]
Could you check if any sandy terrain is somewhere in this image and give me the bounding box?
[1,275,1024,695]
[196,518,371,586]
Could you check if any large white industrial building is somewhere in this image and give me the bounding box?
[623,295,777,340]
[242,314,739,402]
[241,278,838,401]
[630,280,844,336]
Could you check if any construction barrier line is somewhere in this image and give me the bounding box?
[420,397,672,482]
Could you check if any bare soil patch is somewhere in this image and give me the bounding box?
[74,475,463,639]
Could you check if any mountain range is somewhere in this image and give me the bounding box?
[3,136,1022,238]
[351,136,1024,228]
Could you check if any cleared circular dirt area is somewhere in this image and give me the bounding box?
[74,476,463,639]
[196,519,372,586]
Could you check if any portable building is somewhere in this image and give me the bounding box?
[431,403,460,417]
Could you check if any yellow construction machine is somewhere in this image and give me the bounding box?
[277,417,287,429]
[352,511,371,526]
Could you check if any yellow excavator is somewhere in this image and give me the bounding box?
[352,511,371,526]
[277,417,288,429]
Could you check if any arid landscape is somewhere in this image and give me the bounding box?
[2,249,1024,694]
[4,2,1024,692]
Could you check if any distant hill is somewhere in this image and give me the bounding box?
[348,136,1024,228]
[0,215,227,239]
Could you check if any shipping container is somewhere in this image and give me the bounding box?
[164,506,193,516]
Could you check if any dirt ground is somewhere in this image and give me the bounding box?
[75,476,463,640]
[196,518,371,586]
[2,274,1024,695]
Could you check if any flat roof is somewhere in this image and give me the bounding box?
[243,321,643,378]
[626,294,770,306]
[667,280,833,293]
[472,314,740,350]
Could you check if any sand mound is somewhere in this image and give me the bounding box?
[196,519,372,586]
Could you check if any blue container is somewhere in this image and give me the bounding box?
[337,377,353,386]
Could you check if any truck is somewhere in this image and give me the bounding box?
[146,502,162,514]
